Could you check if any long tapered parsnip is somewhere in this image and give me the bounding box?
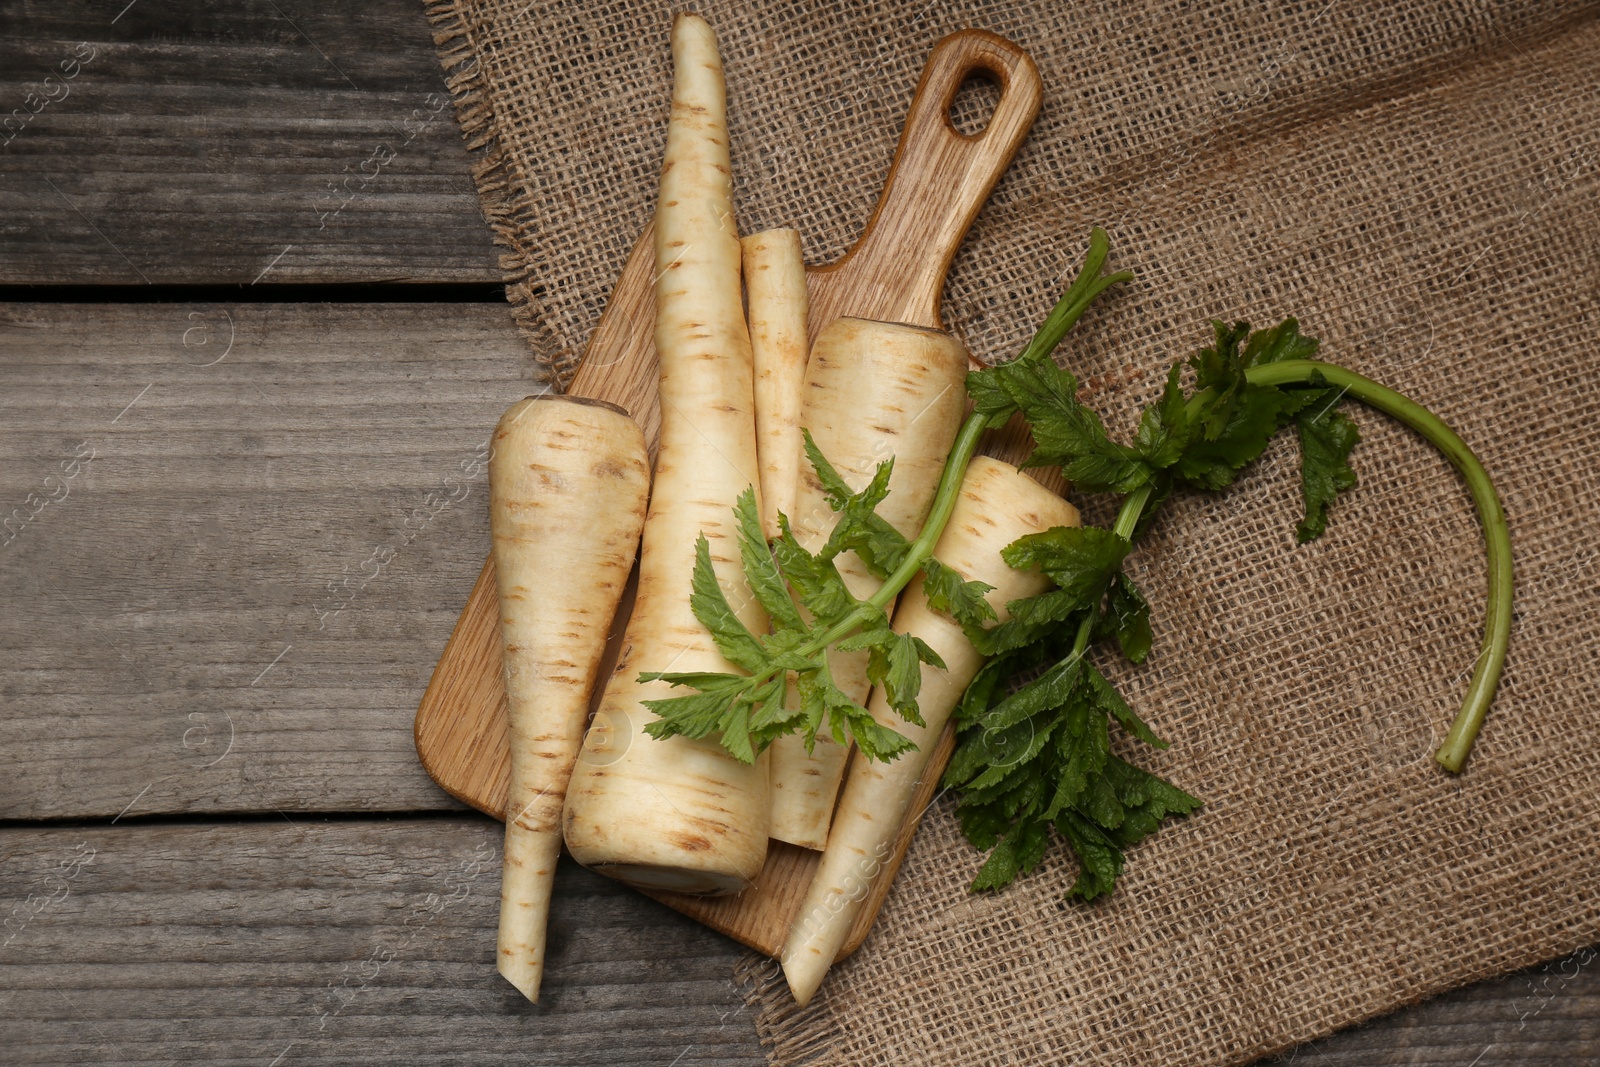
[781,456,1081,1005]
[490,394,649,1003]
[562,12,770,896]
[743,228,809,541]
[768,317,969,850]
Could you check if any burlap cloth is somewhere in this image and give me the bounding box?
[426,1,1600,1062]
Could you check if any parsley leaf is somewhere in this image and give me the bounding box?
[921,557,997,631]
[1294,390,1361,542]
[687,533,766,672]
[734,488,803,633]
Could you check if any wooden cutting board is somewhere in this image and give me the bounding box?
[414,28,1057,961]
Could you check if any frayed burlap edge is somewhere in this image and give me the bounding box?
[734,951,848,1066]
[424,0,588,386]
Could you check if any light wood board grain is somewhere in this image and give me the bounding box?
[0,0,499,285]
[0,302,538,819]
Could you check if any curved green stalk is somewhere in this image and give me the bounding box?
[1244,359,1513,772]
[809,411,990,651]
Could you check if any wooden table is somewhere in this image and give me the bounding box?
[1,2,1594,1063]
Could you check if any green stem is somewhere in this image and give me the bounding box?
[1060,483,1155,665]
[1021,246,1131,364]
[808,410,990,652]
[1244,359,1513,772]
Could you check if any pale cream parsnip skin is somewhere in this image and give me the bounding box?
[781,457,1081,1005]
[562,13,770,896]
[490,395,650,1003]
[743,228,809,541]
[767,317,969,850]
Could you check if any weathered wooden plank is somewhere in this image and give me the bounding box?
[0,302,541,819]
[0,819,765,1065]
[0,0,499,284]
[0,820,1593,1064]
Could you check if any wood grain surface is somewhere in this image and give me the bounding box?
[0,821,1593,1065]
[0,0,498,285]
[0,301,536,819]
[414,29,1048,961]
[0,820,765,1066]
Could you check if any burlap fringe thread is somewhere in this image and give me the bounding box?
[734,953,840,1064]
[424,0,588,386]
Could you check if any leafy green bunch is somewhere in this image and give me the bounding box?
[969,316,1361,541]
[640,433,993,764]
[644,224,1514,900]
[943,308,1370,898]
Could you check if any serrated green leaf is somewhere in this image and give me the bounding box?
[819,455,894,561]
[734,487,804,633]
[921,557,997,631]
[772,515,858,626]
[688,534,766,673]
[1102,572,1153,663]
[1134,364,1195,470]
[969,815,1051,892]
[882,631,928,724]
[792,435,914,581]
[1055,811,1125,902]
[1242,316,1320,366]
[1083,662,1165,749]
[847,709,918,763]
[1294,394,1360,542]
[643,688,741,741]
[962,714,1060,793]
[637,670,746,690]
[720,702,755,764]
[800,428,856,507]
[966,364,1022,429]
[979,655,1083,731]
[1173,384,1300,490]
[1043,686,1109,819]
[972,590,1083,657]
[1001,525,1130,601]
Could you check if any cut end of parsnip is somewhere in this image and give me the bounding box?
[585,861,750,897]
[497,957,543,1004]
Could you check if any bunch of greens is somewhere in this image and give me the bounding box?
[645,228,1512,899]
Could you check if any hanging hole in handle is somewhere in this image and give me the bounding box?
[947,72,1002,137]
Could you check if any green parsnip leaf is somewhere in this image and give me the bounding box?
[921,557,997,631]
[1101,572,1152,663]
[1294,393,1361,542]
[688,534,767,673]
[734,488,803,633]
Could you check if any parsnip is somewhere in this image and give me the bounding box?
[768,317,969,849]
[743,228,808,541]
[781,456,1081,1005]
[562,13,770,896]
[490,394,649,1003]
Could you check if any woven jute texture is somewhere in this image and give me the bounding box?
[427,1,1600,1063]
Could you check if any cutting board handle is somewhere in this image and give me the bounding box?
[817,29,1042,329]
